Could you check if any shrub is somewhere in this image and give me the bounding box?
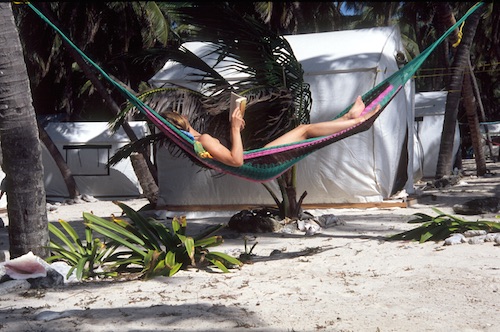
[47,201,242,280]
[388,208,500,243]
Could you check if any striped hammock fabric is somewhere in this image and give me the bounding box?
[27,2,484,182]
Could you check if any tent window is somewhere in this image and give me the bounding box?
[63,144,112,176]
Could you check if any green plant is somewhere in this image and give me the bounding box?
[46,202,242,280]
[83,201,242,279]
[388,208,500,243]
[46,219,118,280]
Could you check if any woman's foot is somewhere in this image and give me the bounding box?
[345,96,365,119]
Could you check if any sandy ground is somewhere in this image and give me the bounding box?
[0,160,499,332]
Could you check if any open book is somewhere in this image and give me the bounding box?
[229,92,247,121]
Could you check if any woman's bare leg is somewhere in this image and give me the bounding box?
[264,96,380,148]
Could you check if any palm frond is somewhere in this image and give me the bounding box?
[108,133,162,166]
[160,2,312,123]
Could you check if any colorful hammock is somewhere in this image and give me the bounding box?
[27,2,484,182]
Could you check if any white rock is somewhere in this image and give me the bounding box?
[50,261,79,283]
[484,233,497,242]
[444,233,466,245]
[317,214,345,227]
[468,236,486,244]
[464,230,487,237]
[297,220,322,236]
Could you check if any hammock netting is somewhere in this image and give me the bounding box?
[27,2,484,182]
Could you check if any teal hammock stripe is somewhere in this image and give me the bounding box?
[27,2,484,182]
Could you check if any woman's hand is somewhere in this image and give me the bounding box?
[231,106,245,131]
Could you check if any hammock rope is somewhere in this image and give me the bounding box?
[26,2,484,182]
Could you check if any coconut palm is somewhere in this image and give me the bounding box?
[436,3,486,178]
[0,3,49,258]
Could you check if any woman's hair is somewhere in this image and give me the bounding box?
[162,111,190,131]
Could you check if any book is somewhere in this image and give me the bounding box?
[229,92,247,121]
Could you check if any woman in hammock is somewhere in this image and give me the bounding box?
[163,95,380,167]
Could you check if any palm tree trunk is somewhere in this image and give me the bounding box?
[435,6,484,178]
[468,58,494,161]
[0,3,49,258]
[462,70,487,175]
[38,122,80,198]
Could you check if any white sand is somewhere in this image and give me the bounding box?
[0,162,499,331]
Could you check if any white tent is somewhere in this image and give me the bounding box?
[41,121,150,200]
[413,91,460,180]
[149,26,415,207]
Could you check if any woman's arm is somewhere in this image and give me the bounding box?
[198,107,246,167]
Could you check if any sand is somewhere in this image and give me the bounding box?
[0,160,499,332]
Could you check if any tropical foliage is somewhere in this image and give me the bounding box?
[47,220,118,280]
[388,208,500,243]
[47,201,242,280]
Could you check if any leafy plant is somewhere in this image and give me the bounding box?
[46,219,118,280]
[46,201,242,280]
[388,208,500,243]
[83,201,242,279]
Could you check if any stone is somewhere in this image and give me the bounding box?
[228,208,282,233]
[453,197,500,215]
[27,268,64,289]
[0,279,30,295]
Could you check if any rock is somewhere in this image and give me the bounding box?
[484,233,498,242]
[444,233,466,245]
[468,236,486,245]
[228,208,282,233]
[46,203,58,212]
[453,197,500,215]
[50,261,78,283]
[297,219,322,235]
[317,214,345,227]
[0,279,30,295]
[464,230,487,237]
[27,268,64,289]
[82,194,98,202]
[430,175,461,189]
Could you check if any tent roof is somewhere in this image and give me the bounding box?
[283,26,404,74]
[149,26,405,87]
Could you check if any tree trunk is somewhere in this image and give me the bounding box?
[129,153,158,205]
[0,3,49,258]
[275,166,307,220]
[37,122,80,198]
[462,70,487,175]
[434,3,454,89]
[468,58,494,161]
[435,6,484,178]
